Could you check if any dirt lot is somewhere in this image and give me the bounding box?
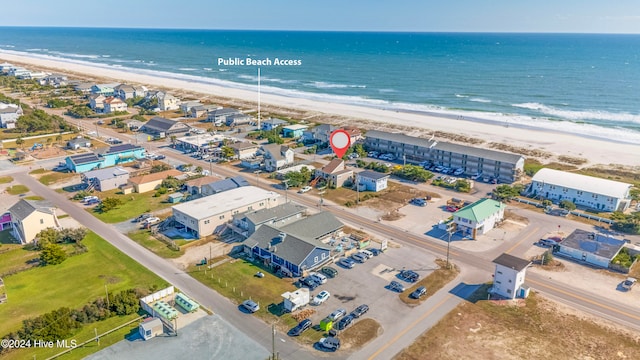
[395,292,640,360]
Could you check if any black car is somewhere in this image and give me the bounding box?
[133,213,152,223]
[368,248,382,256]
[288,319,312,336]
[300,277,319,290]
[410,286,427,299]
[321,266,338,278]
[335,315,354,330]
[350,304,369,319]
[399,270,419,283]
[155,154,166,160]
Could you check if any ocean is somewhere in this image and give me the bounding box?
[0,27,639,144]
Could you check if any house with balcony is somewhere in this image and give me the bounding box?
[261,118,289,131]
[315,159,353,188]
[262,144,294,172]
[282,124,308,138]
[91,83,118,96]
[82,167,130,192]
[103,96,128,114]
[228,142,260,160]
[453,198,505,239]
[9,199,61,244]
[356,170,389,192]
[0,102,22,129]
[89,94,106,111]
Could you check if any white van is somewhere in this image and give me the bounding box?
[351,252,367,263]
[310,272,327,284]
[360,249,374,259]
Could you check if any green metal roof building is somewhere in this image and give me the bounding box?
[453,198,506,239]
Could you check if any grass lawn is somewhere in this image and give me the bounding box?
[6,184,29,195]
[88,189,174,223]
[128,230,184,259]
[24,195,44,200]
[394,292,640,360]
[0,175,13,184]
[3,313,142,360]
[36,171,78,186]
[0,243,39,277]
[0,231,167,335]
[399,259,459,306]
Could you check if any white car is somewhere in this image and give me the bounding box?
[143,217,161,225]
[312,290,330,305]
[298,186,312,193]
[309,272,327,284]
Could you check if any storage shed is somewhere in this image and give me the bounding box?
[281,288,310,312]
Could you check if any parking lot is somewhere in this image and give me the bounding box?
[294,243,438,341]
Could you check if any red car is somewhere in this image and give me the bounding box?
[445,206,458,212]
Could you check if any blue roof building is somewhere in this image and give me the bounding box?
[65,144,145,173]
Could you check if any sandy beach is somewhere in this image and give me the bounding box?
[1,51,639,167]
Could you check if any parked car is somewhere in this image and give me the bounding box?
[350,304,369,318]
[241,299,260,313]
[321,266,338,278]
[399,270,419,283]
[328,308,347,321]
[301,277,319,290]
[142,217,161,225]
[310,272,328,285]
[335,315,354,330]
[410,198,427,206]
[338,257,356,268]
[351,252,367,263]
[622,277,637,291]
[298,186,312,193]
[288,319,312,336]
[318,336,340,351]
[410,286,427,299]
[389,280,406,292]
[312,290,331,305]
[155,154,166,160]
[134,213,152,223]
[368,248,382,256]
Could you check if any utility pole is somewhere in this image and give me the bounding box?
[446,226,453,269]
[105,284,109,308]
[283,179,289,203]
[271,323,277,360]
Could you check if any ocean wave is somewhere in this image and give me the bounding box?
[203,68,213,71]
[178,67,198,71]
[47,51,101,59]
[512,102,640,124]
[308,81,366,89]
[455,94,469,98]
[0,44,15,48]
[469,97,491,103]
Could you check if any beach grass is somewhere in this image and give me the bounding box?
[0,176,14,184]
[127,230,184,258]
[37,171,78,186]
[6,184,29,195]
[0,231,167,335]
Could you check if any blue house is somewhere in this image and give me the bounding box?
[65,144,146,173]
[261,118,288,131]
[282,124,308,138]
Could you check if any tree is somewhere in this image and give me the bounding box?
[55,134,63,145]
[454,179,471,193]
[59,227,87,243]
[221,146,235,159]
[16,137,24,149]
[35,228,60,249]
[46,137,53,148]
[98,197,123,212]
[194,166,203,174]
[492,184,523,202]
[150,163,171,173]
[40,242,67,265]
[353,143,367,158]
[559,200,576,211]
[161,176,184,190]
[170,135,177,147]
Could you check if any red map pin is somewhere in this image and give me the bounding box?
[329,129,351,158]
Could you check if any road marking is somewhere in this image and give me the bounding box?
[368,294,454,360]
[505,226,540,254]
[528,278,640,322]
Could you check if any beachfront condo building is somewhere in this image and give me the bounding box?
[364,130,524,183]
[529,168,632,212]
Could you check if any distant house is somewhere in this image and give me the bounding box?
[491,253,531,300]
[128,169,182,193]
[185,175,250,197]
[172,186,281,238]
[530,168,632,212]
[8,67,30,78]
[89,94,106,111]
[140,117,191,138]
[0,102,23,129]
[103,96,128,114]
[91,83,118,96]
[73,82,94,94]
[307,124,336,144]
[65,144,146,173]
[207,107,242,125]
[124,119,144,131]
[282,124,308,138]
[157,91,180,111]
[232,202,307,237]
[262,144,294,172]
[190,104,218,118]
[180,101,201,116]
[453,198,506,240]
[114,84,135,100]
[241,211,343,277]
[38,74,68,87]
[9,199,61,244]
[261,118,288,131]
[315,159,353,188]
[356,170,389,192]
[343,126,363,143]
[67,137,92,150]
[226,113,252,127]
[228,142,260,160]
[556,229,627,269]
[82,167,129,191]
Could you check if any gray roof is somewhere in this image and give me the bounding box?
[492,253,531,272]
[357,170,390,180]
[561,229,626,260]
[262,144,290,161]
[208,108,240,117]
[67,138,91,146]
[263,118,288,126]
[203,176,250,194]
[142,117,190,132]
[281,211,343,241]
[83,167,129,181]
[242,202,307,226]
[366,130,524,164]
[242,224,330,266]
[8,199,55,222]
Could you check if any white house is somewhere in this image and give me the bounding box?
[103,96,128,114]
[491,253,531,300]
[0,102,23,129]
[530,168,632,212]
[157,91,180,111]
[262,144,294,172]
[356,170,389,192]
[453,198,506,239]
[315,159,353,188]
[261,118,288,131]
[556,229,626,269]
[89,94,106,111]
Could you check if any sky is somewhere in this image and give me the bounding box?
[1,0,639,33]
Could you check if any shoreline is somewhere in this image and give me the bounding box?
[1,51,639,167]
